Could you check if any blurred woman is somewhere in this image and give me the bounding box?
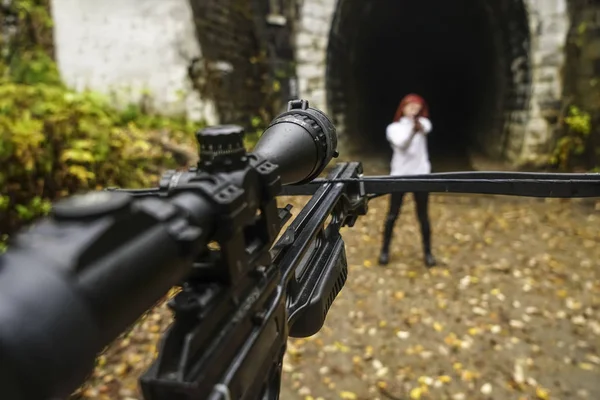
[378,94,437,267]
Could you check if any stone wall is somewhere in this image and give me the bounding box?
[50,0,218,124]
[295,0,337,113]
[511,0,570,165]
[295,0,570,165]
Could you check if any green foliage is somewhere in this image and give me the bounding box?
[0,82,201,239]
[0,0,204,253]
[551,105,592,170]
[1,0,60,85]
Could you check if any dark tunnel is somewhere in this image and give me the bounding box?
[326,0,531,171]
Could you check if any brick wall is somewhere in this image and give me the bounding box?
[186,0,298,128]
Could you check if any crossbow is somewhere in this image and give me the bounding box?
[0,99,598,400]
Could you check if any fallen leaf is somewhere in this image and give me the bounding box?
[339,391,357,399]
[409,387,423,399]
[536,387,550,399]
[579,363,594,371]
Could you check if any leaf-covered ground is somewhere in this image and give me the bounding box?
[76,161,600,400]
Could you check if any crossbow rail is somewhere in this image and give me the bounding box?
[280,171,600,198]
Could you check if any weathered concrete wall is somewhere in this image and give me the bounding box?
[50,0,218,124]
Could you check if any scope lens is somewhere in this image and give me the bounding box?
[252,100,338,185]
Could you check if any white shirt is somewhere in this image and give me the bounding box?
[386,117,432,176]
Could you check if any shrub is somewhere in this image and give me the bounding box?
[0,82,202,239]
[551,105,593,170]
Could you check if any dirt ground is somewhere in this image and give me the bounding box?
[75,159,600,400]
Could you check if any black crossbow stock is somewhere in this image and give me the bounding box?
[0,100,598,400]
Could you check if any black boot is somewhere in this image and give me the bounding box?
[424,251,437,268]
[379,216,395,266]
[423,236,437,267]
[418,210,436,267]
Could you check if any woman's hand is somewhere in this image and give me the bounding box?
[413,118,424,133]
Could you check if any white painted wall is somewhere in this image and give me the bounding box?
[50,0,218,124]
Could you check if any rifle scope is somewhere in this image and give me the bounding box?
[0,99,338,400]
[252,99,338,185]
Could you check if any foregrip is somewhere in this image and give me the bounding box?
[0,190,213,400]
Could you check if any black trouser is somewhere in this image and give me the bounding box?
[381,192,432,254]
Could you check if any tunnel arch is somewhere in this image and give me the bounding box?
[324,0,532,169]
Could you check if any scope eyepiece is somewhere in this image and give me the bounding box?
[252,99,338,185]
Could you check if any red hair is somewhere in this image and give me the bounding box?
[393,94,429,122]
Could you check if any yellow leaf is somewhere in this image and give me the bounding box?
[468,327,481,336]
[444,333,459,346]
[496,217,508,229]
[379,320,388,327]
[394,291,405,300]
[418,376,433,386]
[433,322,443,332]
[67,165,95,182]
[453,362,463,371]
[557,289,568,298]
[409,387,423,399]
[535,387,550,399]
[579,362,594,370]
[352,356,361,364]
[408,271,417,278]
[334,341,349,353]
[115,363,129,376]
[438,375,452,383]
[363,260,372,268]
[339,391,357,399]
[273,80,281,92]
[377,381,387,389]
[461,370,475,382]
[60,149,95,163]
